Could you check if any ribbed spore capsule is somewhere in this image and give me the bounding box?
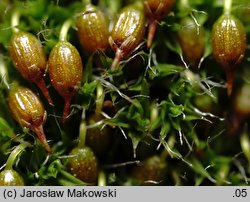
[9,31,53,105]
[109,3,146,69]
[178,17,205,67]
[212,14,246,96]
[144,0,175,48]
[0,170,25,186]
[8,86,51,153]
[48,41,83,122]
[76,4,109,54]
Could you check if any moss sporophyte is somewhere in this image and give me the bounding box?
[48,20,83,123]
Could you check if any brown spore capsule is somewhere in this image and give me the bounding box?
[76,4,109,54]
[212,14,246,96]
[9,31,53,105]
[8,86,51,153]
[144,0,175,48]
[109,3,146,69]
[48,41,83,122]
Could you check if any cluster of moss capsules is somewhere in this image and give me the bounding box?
[3,0,176,180]
[1,0,250,186]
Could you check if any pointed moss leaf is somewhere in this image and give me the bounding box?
[140,79,150,117]
[80,81,98,99]
[184,114,203,121]
[200,31,212,63]
[128,132,141,158]
[127,78,150,116]
[190,9,208,26]
[212,156,232,166]
[195,175,206,186]
[240,132,250,163]
[0,117,15,138]
[27,143,48,171]
[183,107,203,121]
[105,117,130,128]
[127,109,149,132]
[128,76,143,91]
[110,91,119,103]
[160,101,168,120]
[170,117,182,132]
[165,37,183,56]
[150,117,161,131]
[129,77,149,95]
[160,122,171,140]
[47,159,63,178]
[99,54,113,70]
[169,78,186,96]
[149,64,184,79]
[192,158,216,184]
[169,104,184,117]
[128,100,144,118]
[141,78,150,96]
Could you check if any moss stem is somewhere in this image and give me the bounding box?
[0,55,10,90]
[82,0,91,6]
[223,0,232,15]
[98,171,106,186]
[59,170,89,185]
[95,83,104,116]
[59,19,73,42]
[5,142,30,170]
[11,9,20,33]
[78,121,87,148]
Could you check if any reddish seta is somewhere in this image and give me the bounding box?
[144,0,175,48]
